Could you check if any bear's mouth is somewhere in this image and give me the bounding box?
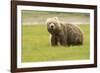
[50,27,54,30]
[48,28,55,33]
[50,28,54,32]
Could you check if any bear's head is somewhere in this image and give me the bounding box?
[46,17,61,35]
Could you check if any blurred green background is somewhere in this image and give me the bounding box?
[22,10,90,25]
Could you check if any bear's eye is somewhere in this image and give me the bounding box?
[48,22,56,25]
[53,23,56,25]
[48,23,51,25]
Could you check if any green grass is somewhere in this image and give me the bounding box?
[22,24,90,62]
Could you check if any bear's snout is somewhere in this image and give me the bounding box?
[51,25,54,29]
[50,23,55,30]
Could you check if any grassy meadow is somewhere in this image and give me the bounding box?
[22,24,90,62]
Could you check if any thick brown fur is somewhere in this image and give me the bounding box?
[46,17,83,46]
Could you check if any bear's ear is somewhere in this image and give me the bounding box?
[53,17,58,20]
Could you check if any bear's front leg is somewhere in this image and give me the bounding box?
[51,35,58,46]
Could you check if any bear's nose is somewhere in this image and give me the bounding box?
[51,25,54,29]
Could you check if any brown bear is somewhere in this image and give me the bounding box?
[46,17,84,46]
